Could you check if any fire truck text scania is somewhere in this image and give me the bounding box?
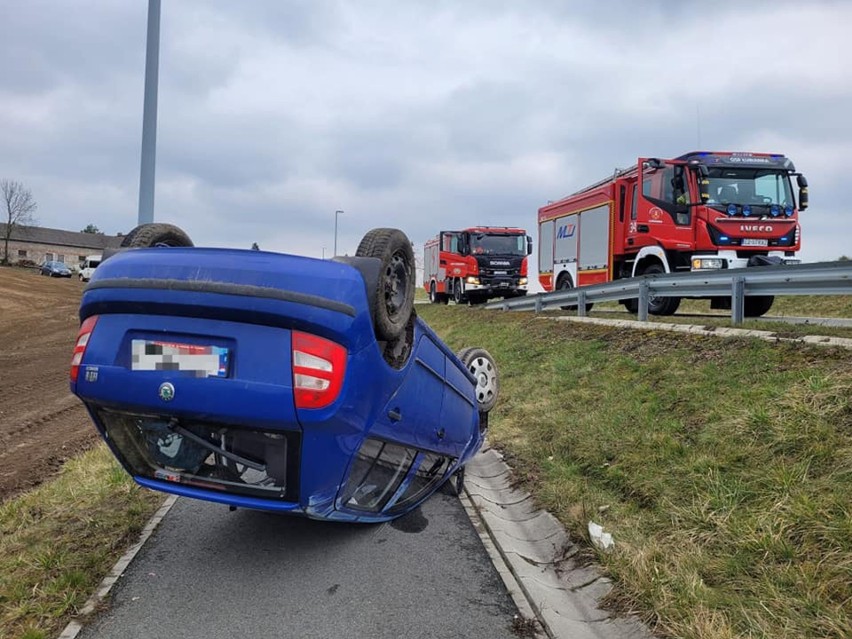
[537,151,808,317]
[424,227,533,304]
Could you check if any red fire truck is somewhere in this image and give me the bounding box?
[424,227,532,304]
[538,151,808,316]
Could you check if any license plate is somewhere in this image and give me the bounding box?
[494,270,507,275]
[742,238,768,247]
[131,340,230,377]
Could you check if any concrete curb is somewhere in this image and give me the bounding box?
[463,447,652,639]
[548,315,852,349]
[57,495,178,639]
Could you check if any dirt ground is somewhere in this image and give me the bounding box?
[0,266,98,500]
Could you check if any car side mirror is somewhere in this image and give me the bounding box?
[526,235,533,255]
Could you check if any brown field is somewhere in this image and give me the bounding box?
[0,266,98,500]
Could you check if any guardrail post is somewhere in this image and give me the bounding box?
[638,282,649,322]
[731,276,745,325]
[534,295,542,314]
[577,290,587,317]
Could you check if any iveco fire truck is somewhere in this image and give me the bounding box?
[538,151,808,316]
[424,227,532,304]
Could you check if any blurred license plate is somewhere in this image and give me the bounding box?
[131,340,230,377]
[494,270,507,275]
[742,238,768,247]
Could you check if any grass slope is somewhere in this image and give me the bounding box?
[419,305,851,639]
[0,446,163,639]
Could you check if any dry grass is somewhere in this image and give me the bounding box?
[0,445,163,639]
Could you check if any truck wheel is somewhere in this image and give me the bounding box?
[457,347,499,413]
[621,299,639,313]
[356,228,415,341]
[429,282,443,304]
[744,295,774,317]
[453,279,464,304]
[120,223,194,248]
[556,273,593,313]
[641,264,680,316]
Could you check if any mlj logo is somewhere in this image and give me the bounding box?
[556,224,576,239]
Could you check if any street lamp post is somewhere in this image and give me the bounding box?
[322,247,326,259]
[138,0,161,225]
[334,210,344,256]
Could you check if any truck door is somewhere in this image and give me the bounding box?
[440,232,466,282]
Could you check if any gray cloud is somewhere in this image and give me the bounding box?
[0,0,849,266]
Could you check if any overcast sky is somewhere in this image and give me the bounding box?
[2,0,850,269]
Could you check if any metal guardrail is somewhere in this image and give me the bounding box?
[484,261,852,325]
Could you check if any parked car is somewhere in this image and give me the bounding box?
[40,260,72,277]
[79,254,102,282]
[70,223,498,522]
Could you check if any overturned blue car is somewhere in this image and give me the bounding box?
[70,224,498,522]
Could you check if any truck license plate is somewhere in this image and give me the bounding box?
[131,340,230,377]
[741,238,768,247]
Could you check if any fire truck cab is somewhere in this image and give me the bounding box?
[424,227,532,305]
[538,151,808,317]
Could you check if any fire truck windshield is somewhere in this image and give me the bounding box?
[705,168,794,207]
[468,233,526,256]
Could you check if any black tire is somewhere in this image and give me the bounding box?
[744,295,774,317]
[641,264,680,316]
[555,273,593,313]
[452,279,463,304]
[457,347,499,413]
[355,228,415,341]
[429,281,440,304]
[441,466,466,497]
[621,298,639,313]
[120,223,194,248]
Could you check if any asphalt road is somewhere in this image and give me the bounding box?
[77,491,521,639]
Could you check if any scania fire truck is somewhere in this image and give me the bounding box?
[424,227,533,304]
[538,151,808,316]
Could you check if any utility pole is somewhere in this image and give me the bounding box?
[138,0,161,225]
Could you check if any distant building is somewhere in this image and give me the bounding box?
[0,224,124,267]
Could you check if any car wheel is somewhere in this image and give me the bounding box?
[457,347,499,413]
[355,228,415,341]
[120,223,194,248]
[641,264,680,316]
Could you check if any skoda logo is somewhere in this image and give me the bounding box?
[158,382,175,402]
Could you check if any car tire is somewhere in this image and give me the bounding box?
[641,264,680,316]
[120,223,194,248]
[457,347,499,413]
[355,228,415,341]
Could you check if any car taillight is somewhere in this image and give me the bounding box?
[70,315,99,382]
[291,331,347,409]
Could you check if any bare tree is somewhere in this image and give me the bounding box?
[2,180,38,265]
